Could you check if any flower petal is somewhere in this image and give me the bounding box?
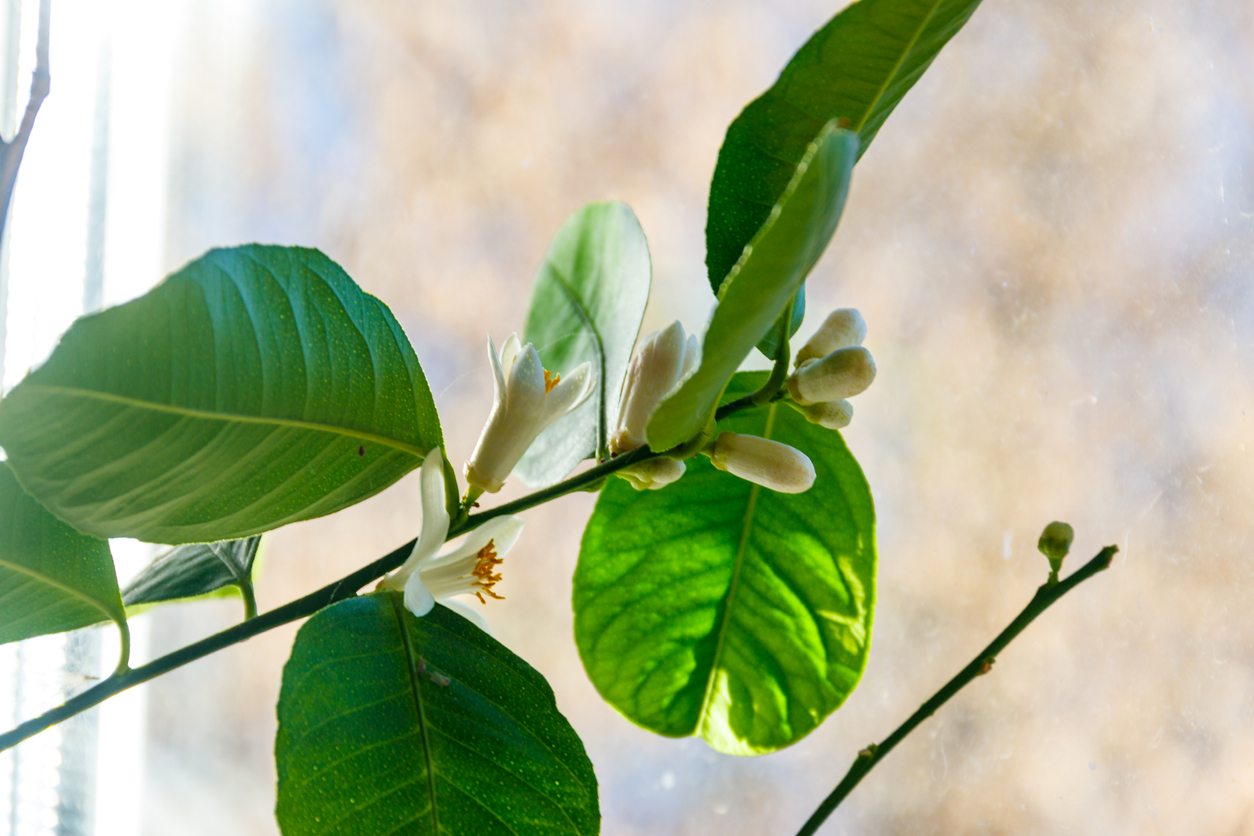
[500,332,523,379]
[439,598,491,633]
[487,334,507,405]
[427,514,524,569]
[387,449,450,587]
[415,449,450,560]
[543,360,595,423]
[507,343,548,417]
[402,573,436,617]
[681,333,701,379]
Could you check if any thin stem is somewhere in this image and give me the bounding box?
[752,297,794,407]
[112,618,131,676]
[239,581,258,621]
[0,442,663,752]
[794,546,1118,836]
[0,0,49,234]
[0,537,418,753]
[0,390,762,751]
[448,445,653,537]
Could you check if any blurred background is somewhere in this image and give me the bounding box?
[2,0,1254,833]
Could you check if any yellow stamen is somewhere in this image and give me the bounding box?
[471,539,505,604]
[543,369,561,394]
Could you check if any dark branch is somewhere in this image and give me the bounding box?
[794,546,1118,836]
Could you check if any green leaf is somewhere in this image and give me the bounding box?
[0,462,127,649]
[0,245,442,544]
[706,0,986,291]
[647,124,858,453]
[517,201,651,487]
[276,594,599,836]
[575,373,876,755]
[122,536,260,609]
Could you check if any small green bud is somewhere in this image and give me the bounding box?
[1037,521,1074,579]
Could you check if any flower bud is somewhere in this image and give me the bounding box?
[617,458,686,491]
[611,321,700,454]
[787,346,876,405]
[795,308,866,367]
[799,399,854,430]
[1037,521,1074,577]
[710,432,815,494]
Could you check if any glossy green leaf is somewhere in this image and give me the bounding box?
[706,0,986,291]
[518,201,651,487]
[576,373,876,755]
[122,536,260,608]
[0,245,442,544]
[647,124,858,453]
[0,462,125,647]
[276,594,599,836]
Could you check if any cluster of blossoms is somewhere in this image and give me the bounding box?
[381,307,875,624]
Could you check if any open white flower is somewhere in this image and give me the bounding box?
[464,333,595,493]
[379,448,524,629]
[610,320,700,455]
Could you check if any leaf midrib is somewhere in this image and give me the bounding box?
[22,384,428,458]
[696,403,778,736]
[849,0,945,136]
[0,556,120,626]
[545,263,609,458]
[391,593,439,836]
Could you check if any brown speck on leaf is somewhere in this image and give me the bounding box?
[358,445,366,456]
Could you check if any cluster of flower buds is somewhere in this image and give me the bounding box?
[464,333,595,493]
[608,320,699,490]
[786,308,876,430]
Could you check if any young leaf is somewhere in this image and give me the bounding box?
[576,373,876,755]
[647,124,858,453]
[517,201,651,487]
[123,536,260,610]
[706,0,986,291]
[0,462,127,651]
[276,594,599,836]
[0,245,442,545]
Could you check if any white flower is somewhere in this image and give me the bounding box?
[794,308,867,368]
[380,449,524,629]
[610,320,700,455]
[617,457,686,491]
[709,431,816,494]
[787,346,876,405]
[464,333,595,493]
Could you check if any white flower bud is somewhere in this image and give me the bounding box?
[611,321,700,455]
[795,308,866,367]
[787,346,876,406]
[800,399,853,430]
[617,458,687,491]
[709,432,815,494]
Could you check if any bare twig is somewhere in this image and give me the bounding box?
[0,0,49,235]
[794,546,1118,836]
